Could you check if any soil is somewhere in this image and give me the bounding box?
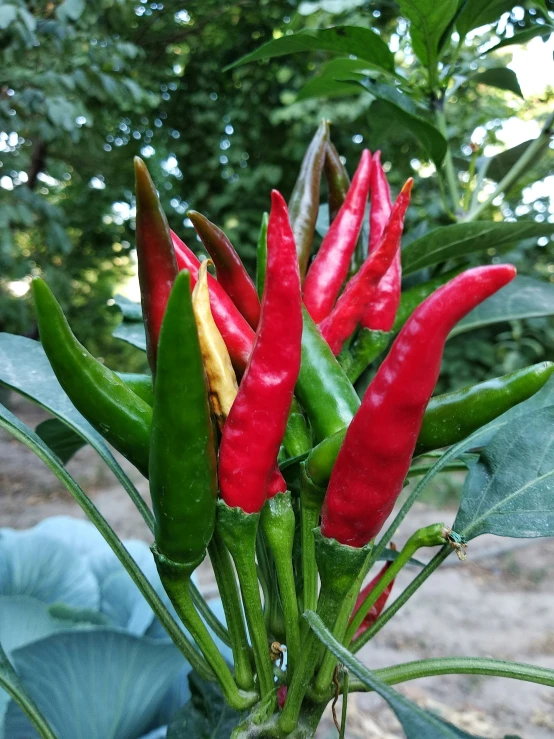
[2,395,554,738]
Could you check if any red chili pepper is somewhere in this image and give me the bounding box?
[350,561,395,641]
[187,211,261,330]
[277,684,288,709]
[171,231,255,376]
[361,151,400,332]
[134,157,178,372]
[319,179,413,356]
[321,264,517,547]
[302,149,372,324]
[267,466,287,498]
[218,190,302,513]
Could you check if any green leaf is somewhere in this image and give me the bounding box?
[0,333,152,531]
[471,67,523,97]
[454,406,554,540]
[485,25,554,53]
[356,80,447,165]
[167,671,240,739]
[484,137,551,183]
[56,0,85,21]
[35,418,87,464]
[402,221,554,274]
[296,58,374,101]
[305,611,485,738]
[224,26,395,74]
[450,276,554,337]
[456,0,522,38]
[396,0,458,68]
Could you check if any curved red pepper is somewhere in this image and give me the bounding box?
[134,157,178,373]
[188,210,261,330]
[171,231,255,376]
[319,179,413,356]
[302,149,372,324]
[350,561,395,641]
[321,264,517,547]
[218,190,302,513]
[361,151,400,332]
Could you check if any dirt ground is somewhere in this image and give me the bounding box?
[2,395,554,738]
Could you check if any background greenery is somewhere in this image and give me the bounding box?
[0,0,553,385]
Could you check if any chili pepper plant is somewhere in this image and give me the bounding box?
[3,131,554,739]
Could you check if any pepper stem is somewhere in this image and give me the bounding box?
[345,523,448,645]
[208,532,255,691]
[261,492,301,678]
[278,530,370,735]
[153,548,258,712]
[299,465,325,616]
[217,501,276,704]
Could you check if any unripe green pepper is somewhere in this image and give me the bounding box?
[150,270,217,570]
[32,279,152,477]
[118,372,153,406]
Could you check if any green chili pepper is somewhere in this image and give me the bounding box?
[338,328,391,383]
[150,270,217,569]
[283,398,312,457]
[118,373,154,406]
[256,211,268,300]
[324,141,350,224]
[289,120,330,279]
[32,279,152,478]
[393,268,464,332]
[416,361,554,454]
[305,361,554,486]
[295,307,360,441]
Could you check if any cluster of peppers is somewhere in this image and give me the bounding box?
[32,122,554,731]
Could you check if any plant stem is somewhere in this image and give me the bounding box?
[351,546,451,652]
[156,556,258,711]
[209,533,255,691]
[435,104,461,211]
[217,503,276,703]
[345,524,446,643]
[462,145,479,212]
[465,110,554,222]
[349,657,554,691]
[300,466,324,615]
[261,493,301,677]
[189,578,231,647]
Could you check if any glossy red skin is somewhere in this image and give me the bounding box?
[171,231,255,376]
[267,465,287,498]
[319,179,413,356]
[188,211,261,330]
[219,191,303,513]
[321,264,517,547]
[134,159,178,371]
[303,149,372,323]
[361,151,400,332]
[351,561,394,641]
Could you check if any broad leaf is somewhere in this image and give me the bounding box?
[305,611,485,738]
[485,25,553,53]
[225,26,395,73]
[454,406,554,540]
[114,320,147,351]
[166,671,240,739]
[0,533,99,609]
[35,418,86,464]
[0,597,68,658]
[5,630,185,739]
[472,67,523,97]
[396,0,458,68]
[456,0,522,38]
[356,80,447,165]
[450,276,554,337]
[402,221,554,274]
[0,334,152,530]
[296,58,374,101]
[114,293,144,321]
